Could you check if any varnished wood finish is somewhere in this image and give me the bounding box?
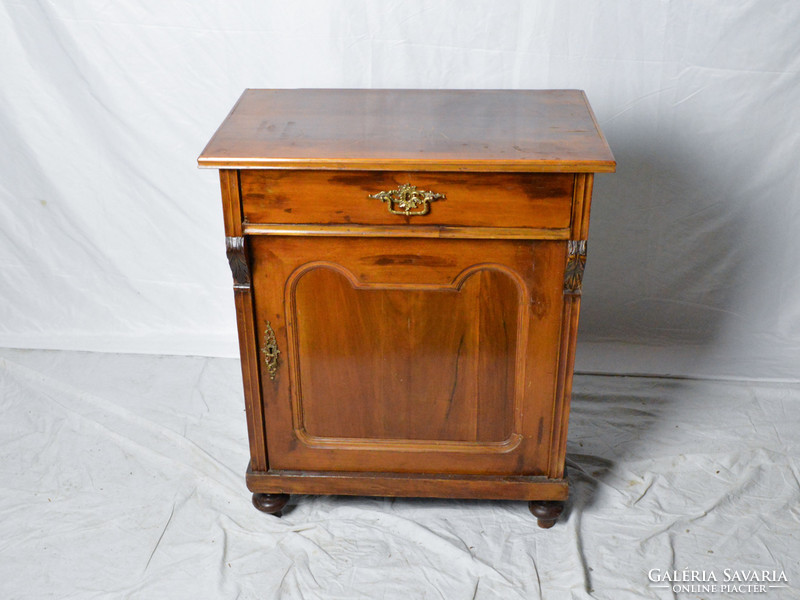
[242,223,571,240]
[240,170,573,230]
[569,173,595,240]
[201,89,615,521]
[219,170,242,237]
[233,288,268,471]
[548,174,595,478]
[199,90,616,173]
[252,493,290,516]
[578,174,595,240]
[219,171,267,472]
[250,236,564,476]
[247,467,568,501]
[528,500,565,528]
[294,268,517,443]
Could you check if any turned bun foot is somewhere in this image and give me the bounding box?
[252,493,290,516]
[528,500,565,529]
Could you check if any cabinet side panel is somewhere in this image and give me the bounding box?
[579,174,594,240]
[569,173,594,240]
[549,294,580,478]
[234,287,268,471]
[219,169,243,237]
[550,175,594,477]
[220,169,267,471]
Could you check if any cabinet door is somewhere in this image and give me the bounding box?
[250,236,566,476]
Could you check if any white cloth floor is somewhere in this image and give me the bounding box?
[1,348,798,599]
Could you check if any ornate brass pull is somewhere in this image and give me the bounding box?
[261,321,280,380]
[368,183,445,216]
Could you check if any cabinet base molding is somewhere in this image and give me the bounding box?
[246,466,568,502]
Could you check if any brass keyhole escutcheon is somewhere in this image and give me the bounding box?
[261,321,280,380]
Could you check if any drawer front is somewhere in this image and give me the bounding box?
[240,170,573,230]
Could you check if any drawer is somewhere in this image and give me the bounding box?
[240,170,574,230]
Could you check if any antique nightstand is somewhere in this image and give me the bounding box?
[199,89,614,528]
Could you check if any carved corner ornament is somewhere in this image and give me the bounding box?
[564,240,587,295]
[225,236,250,288]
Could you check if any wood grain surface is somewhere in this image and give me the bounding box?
[204,89,615,514]
[247,467,569,501]
[250,235,565,477]
[240,170,574,229]
[293,266,518,443]
[199,89,615,172]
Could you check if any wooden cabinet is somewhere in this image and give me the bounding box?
[199,89,614,527]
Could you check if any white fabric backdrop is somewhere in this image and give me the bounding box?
[2,1,800,380]
[3,348,799,599]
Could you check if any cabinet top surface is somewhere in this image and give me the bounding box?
[198,89,615,173]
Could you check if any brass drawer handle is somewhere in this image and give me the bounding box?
[261,321,280,380]
[368,183,445,216]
